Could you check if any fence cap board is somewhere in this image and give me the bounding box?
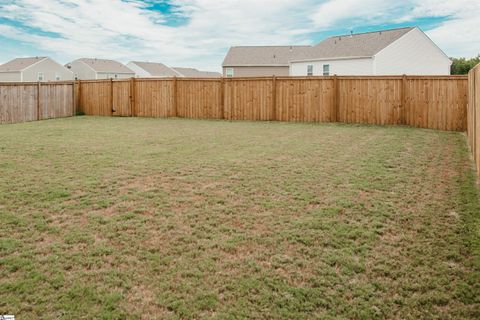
[0,81,74,86]
[49,75,468,86]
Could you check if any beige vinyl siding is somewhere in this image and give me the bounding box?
[96,72,135,80]
[22,58,73,81]
[222,66,289,77]
[0,72,21,82]
[68,60,97,80]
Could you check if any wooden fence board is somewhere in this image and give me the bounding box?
[79,81,111,116]
[75,76,468,131]
[337,78,402,125]
[224,79,273,120]
[276,78,335,122]
[134,79,174,117]
[0,82,73,124]
[406,78,467,131]
[39,83,74,120]
[468,64,480,174]
[176,79,222,119]
[112,80,131,117]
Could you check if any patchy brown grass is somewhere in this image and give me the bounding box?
[0,116,479,319]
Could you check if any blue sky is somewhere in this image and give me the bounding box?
[0,0,479,71]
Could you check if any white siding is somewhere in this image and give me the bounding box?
[22,58,74,81]
[290,58,373,76]
[0,72,21,82]
[126,62,151,77]
[374,28,451,75]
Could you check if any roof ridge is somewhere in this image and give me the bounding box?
[329,26,414,39]
[230,45,311,48]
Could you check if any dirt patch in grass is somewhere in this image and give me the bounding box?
[0,117,479,319]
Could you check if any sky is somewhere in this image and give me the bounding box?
[0,0,479,72]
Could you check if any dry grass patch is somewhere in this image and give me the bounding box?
[0,116,479,319]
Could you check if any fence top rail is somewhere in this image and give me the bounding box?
[0,81,75,86]
[469,62,480,74]
[70,75,469,85]
[138,77,222,82]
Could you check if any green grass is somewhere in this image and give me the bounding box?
[0,116,479,319]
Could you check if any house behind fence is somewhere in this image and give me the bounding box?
[0,57,74,82]
[66,58,135,80]
[222,27,451,77]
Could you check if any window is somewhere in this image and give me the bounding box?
[226,68,234,77]
[37,72,44,81]
[55,72,60,81]
[114,74,118,79]
[307,65,313,76]
[323,64,330,76]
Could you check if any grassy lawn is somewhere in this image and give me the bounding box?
[0,116,479,319]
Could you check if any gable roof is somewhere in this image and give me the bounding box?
[222,46,312,67]
[292,27,415,61]
[0,57,47,72]
[130,61,181,77]
[70,58,134,74]
[173,67,221,78]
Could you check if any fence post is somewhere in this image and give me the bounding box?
[37,81,41,121]
[333,75,339,122]
[78,80,82,114]
[130,77,136,116]
[110,78,114,115]
[173,76,177,117]
[272,75,277,121]
[220,77,225,119]
[401,74,407,124]
[72,81,76,116]
[473,70,477,170]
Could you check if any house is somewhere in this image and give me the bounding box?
[126,61,181,77]
[222,46,311,77]
[66,58,135,80]
[0,57,74,82]
[126,61,221,78]
[222,27,451,77]
[172,67,221,78]
[290,27,451,76]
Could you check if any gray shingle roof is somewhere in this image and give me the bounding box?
[130,61,181,77]
[173,67,221,78]
[293,27,415,61]
[72,58,134,73]
[222,46,312,66]
[0,57,47,72]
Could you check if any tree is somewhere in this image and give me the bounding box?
[450,55,480,74]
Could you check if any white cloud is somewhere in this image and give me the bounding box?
[310,0,404,29]
[0,0,318,70]
[0,0,478,71]
[402,0,480,57]
[310,0,480,57]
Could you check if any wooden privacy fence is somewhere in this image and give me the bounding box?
[467,64,480,175]
[77,76,468,131]
[0,81,75,124]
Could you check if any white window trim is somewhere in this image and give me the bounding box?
[55,72,61,81]
[307,65,313,76]
[226,68,234,77]
[323,64,330,76]
[37,72,44,81]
